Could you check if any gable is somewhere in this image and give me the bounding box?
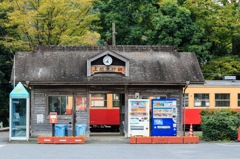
[87,50,129,76]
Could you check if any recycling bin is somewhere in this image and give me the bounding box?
[67,122,73,137]
[55,124,67,137]
[76,124,87,136]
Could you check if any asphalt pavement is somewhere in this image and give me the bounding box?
[1,131,240,159]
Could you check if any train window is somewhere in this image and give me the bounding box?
[215,94,230,107]
[238,94,240,107]
[91,94,107,107]
[113,94,120,107]
[183,93,189,107]
[48,96,73,115]
[194,94,209,107]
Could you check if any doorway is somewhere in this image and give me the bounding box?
[89,93,125,136]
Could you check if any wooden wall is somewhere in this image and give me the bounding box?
[30,85,87,136]
[125,85,183,137]
[30,85,183,137]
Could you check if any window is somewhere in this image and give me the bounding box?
[48,96,73,115]
[113,94,120,107]
[183,93,189,107]
[142,95,167,99]
[215,94,230,107]
[238,94,240,107]
[91,94,107,107]
[155,96,167,99]
[76,96,87,111]
[142,96,149,99]
[194,94,209,107]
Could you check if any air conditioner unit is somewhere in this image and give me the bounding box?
[223,76,236,80]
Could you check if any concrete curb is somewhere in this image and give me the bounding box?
[0,127,9,132]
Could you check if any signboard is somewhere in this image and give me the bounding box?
[49,112,57,124]
[91,97,104,100]
[37,114,43,124]
[128,99,149,137]
[91,66,125,75]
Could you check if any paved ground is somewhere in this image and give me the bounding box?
[1,131,240,159]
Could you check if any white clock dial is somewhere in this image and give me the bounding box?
[103,56,113,65]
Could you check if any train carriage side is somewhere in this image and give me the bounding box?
[185,80,240,130]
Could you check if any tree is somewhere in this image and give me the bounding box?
[201,55,240,80]
[94,0,211,61]
[183,0,240,56]
[145,1,211,60]
[2,0,97,50]
[94,0,159,45]
[0,0,15,126]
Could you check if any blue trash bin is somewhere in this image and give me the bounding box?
[76,124,87,136]
[55,124,67,137]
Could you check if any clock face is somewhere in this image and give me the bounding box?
[103,56,113,65]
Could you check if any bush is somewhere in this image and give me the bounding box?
[200,109,240,141]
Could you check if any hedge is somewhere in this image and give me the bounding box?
[200,109,240,141]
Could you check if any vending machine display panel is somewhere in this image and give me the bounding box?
[128,99,149,137]
[152,99,177,136]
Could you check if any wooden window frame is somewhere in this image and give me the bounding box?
[47,95,73,117]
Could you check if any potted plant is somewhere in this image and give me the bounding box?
[184,136,199,144]
[137,136,152,144]
[38,136,54,144]
[69,135,85,144]
[152,136,168,144]
[54,136,69,144]
[130,136,137,144]
[168,136,183,144]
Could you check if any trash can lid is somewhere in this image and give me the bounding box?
[55,124,67,127]
[76,124,87,128]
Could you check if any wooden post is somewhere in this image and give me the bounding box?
[87,85,90,137]
[124,85,128,137]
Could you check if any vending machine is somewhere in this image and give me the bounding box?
[128,99,150,137]
[152,99,177,136]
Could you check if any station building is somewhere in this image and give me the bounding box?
[10,45,204,137]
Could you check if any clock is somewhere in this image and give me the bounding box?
[103,55,113,65]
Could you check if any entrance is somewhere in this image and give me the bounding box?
[89,93,125,136]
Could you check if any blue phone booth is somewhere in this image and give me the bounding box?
[9,82,30,141]
[152,99,177,136]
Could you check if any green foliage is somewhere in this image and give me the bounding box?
[200,108,240,117]
[200,109,240,141]
[194,133,203,138]
[94,0,211,61]
[184,0,240,56]
[201,55,240,80]
[1,0,97,50]
[93,0,159,45]
[145,1,211,60]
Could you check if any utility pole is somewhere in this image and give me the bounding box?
[112,23,117,45]
[13,55,15,88]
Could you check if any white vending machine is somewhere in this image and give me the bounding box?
[128,99,150,137]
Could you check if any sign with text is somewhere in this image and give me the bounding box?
[91,97,104,100]
[91,66,125,75]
